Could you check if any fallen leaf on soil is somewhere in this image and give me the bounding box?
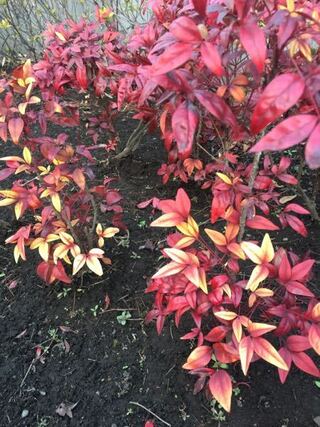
[56,401,78,419]
[139,239,156,251]
[15,329,27,339]
[314,416,320,426]
[64,339,70,353]
[104,293,111,309]
[8,280,18,289]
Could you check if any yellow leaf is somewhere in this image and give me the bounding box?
[23,147,32,165]
[51,193,61,212]
[86,256,103,276]
[15,200,23,219]
[73,254,86,275]
[216,172,232,185]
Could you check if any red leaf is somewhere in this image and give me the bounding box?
[172,101,199,160]
[201,42,224,77]
[0,168,14,182]
[195,90,238,128]
[286,335,311,352]
[250,115,318,152]
[291,352,320,377]
[0,123,7,142]
[246,215,279,231]
[285,214,308,237]
[208,370,232,412]
[235,0,253,20]
[191,0,207,16]
[72,168,86,190]
[239,17,266,73]
[251,73,305,134]
[8,118,24,144]
[291,259,314,281]
[170,17,201,43]
[286,281,314,298]
[278,347,292,384]
[284,204,310,215]
[76,65,88,90]
[152,43,193,75]
[305,122,320,169]
[205,326,229,342]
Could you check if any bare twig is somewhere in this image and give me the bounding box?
[128,401,171,427]
[238,152,261,241]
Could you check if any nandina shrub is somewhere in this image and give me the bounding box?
[0,58,124,284]
[107,0,320,223]
[146,189,320,412]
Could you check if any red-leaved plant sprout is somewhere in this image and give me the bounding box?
[146,189,320,412]
[0,56,124,284]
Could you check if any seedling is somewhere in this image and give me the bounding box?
[116,311,132,325]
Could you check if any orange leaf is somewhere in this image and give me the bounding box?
[209,370,232,412]
[184,265,207,293]
[73,168,86,190]
[8,118,24,144]
[227,242,246,259]
[311,303,320,320]
[182,345,212,370]
[247,322,277,337]
[232,317,243,342]
[309,324,320,355]
[164,248,197,265]
[239,336,254,375]
[253,337,288,370]
[151,212,183,227]
[152,261,185,279]
[225,223,239,242]
[205,228,227,246]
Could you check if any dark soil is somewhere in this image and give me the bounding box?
[0,117,320,427]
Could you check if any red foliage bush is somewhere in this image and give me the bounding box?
[0,53,123,284]
[147,189,320,412]
[0,0,319,415]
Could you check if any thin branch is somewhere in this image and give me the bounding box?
[128,401,171,427]
[238,152,261,242]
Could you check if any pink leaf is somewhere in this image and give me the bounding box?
[172,101,199,159]
[305,122,320,169]
[250,115,318,152]
[195,90,238,129]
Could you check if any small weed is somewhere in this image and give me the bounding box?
[36,417,50,427]
[57,288,72,299]
[90,304,100,317]
[137,219,147,229]
[116,311,132,325]
[315,380,320,389]
[130,251,141,259]
[115,230,130,248]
